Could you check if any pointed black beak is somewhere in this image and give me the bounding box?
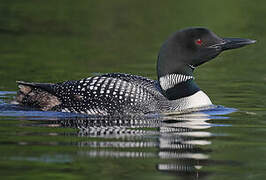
[220,38,256,51]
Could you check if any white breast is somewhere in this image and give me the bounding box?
[172,90,212,111]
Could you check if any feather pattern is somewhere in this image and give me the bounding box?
[159,74,194,90]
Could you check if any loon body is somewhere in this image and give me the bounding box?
[15,28,255,115]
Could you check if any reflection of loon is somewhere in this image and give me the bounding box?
[45,112,219,177]
[15,28,255,115]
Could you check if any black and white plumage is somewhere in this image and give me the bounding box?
[15,27,255,115]
[16,73,210,115]
[16,74,166,115]
[159,74,194,91]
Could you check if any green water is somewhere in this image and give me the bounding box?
[0,0,266,179]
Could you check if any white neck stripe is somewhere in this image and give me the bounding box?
[159,73,194,90]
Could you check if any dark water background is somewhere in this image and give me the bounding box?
[0,0,266,179]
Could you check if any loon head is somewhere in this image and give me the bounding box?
[157,27,256,100]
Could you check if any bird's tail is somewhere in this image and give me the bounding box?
[15,81,61,111]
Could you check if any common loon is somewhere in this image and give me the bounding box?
[15,27,255,115]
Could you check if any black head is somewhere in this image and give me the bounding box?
[157,27,256,78]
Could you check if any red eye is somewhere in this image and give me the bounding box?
[196,39,202,45]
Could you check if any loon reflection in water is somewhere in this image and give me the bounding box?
[14,27,255,115]
[23,107,233,177]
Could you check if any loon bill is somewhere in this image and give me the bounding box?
[15,27,256,115]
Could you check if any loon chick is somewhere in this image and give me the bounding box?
[15,28,255,115]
